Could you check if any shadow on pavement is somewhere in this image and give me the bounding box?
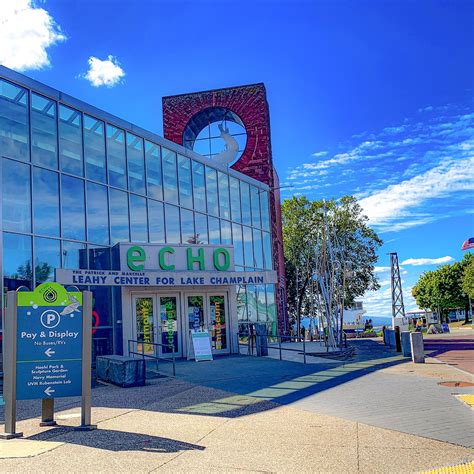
[27,426,205,453]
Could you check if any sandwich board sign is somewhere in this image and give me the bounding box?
[188,331,213,362]
[1,282,95,439]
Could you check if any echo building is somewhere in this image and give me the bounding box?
[0,66,287,361]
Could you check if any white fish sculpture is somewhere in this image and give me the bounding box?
[60,294,81,315]
[213,123,239,166]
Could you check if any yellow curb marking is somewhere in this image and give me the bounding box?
[419,461,474,473]
[456,394,474,407]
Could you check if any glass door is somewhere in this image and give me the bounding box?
[158,295,181,358]
[208,294,229,354]
[133,295,156,357]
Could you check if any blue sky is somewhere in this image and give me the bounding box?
[1,0,473,319]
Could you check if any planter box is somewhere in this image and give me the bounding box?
[96,355,146,388]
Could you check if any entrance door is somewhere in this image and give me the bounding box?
[208,294,229,354]
[133,295,157,357]
[158,295,182,358]
[185,292,230,355]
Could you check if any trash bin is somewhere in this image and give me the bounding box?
[255,323,268,357]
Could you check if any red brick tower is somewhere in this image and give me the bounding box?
[162,83,288,333]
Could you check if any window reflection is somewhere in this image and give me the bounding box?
[88,246,110,270]
[192,161,206,213]
[232,223,244,266]
[148,199,165,243]
[59,105,83,176]
[181,208,195,243]
[162,148,178,204]
[34,237,60,285]
[205,167,218,216]
[263,232,272,270]
[31,93,57,168]
[208,216,220,244]
[84,115,106,183]
[2,158,31,233]
[194,213,208,244]
[130,194,148,242]
[2,233,32,290]
[87,182,109,245]
[229,177,241,223]
[260,191,270,231]
[243,226,254,267]
[253,228,264,269]
[0,79,29,162]
[63,241,88,269]
[127,133,145,194]
[218,172,230,219]
[240,181,251,226]
[33,167,59,237]
[221,220,232,245]
[107,125,126,189]
[165,204,180,243]
[250,186,261,228]
[109,188,130,244]
[146,141,163,200]
[61,175,85,241]
[178,155,192,209]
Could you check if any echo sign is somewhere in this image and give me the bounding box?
[123,244,234,273]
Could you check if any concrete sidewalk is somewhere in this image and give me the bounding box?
[0,376,473,473]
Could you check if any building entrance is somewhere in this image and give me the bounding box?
[132,290,230,359]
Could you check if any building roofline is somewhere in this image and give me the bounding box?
[0,65,269,190]
[162,82,266,100]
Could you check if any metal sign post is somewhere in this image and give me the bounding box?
[0,291,22,439]
[1,283,96,438]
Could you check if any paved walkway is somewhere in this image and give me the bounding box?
[424,333,474,374]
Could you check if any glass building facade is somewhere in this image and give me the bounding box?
[0,68,277,360]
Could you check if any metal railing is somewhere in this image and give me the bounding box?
[127,339,176,377]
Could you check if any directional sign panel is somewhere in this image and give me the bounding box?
[16,283,83,401]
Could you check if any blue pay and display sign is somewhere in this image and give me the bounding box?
[16,283,83,400]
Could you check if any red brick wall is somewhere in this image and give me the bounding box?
[162,84,288,334]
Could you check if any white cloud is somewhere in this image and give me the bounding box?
[401,256,454,266]
[312,151,327,157]
[359,156,474,230]
[83,55,125,88]
[0,0,66,71]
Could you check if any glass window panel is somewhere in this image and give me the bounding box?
[34,237,60,285]
[237,286,247,321]
[59,105,83,176]
[178,155,192,208]
[109,188,130,244]
[256,285,267,321]
[61,175,85,241]
[247,285,258,322]
[31,93,57,168]
[63,241,88,269]
[91,286,113,327]
[130,194,148,242]
[107,124,126,189]
[229,176,241,223]
[243,226,254,267]
[84,115,106,183]
[253,228,264,269]
[205,167,218,216]
[87,182,109,245]
[192,139,210,156]
[181,209,195,244]
[221,219,232,245]
[208,216,220,244]
[250,186,261,228]
[127,133,145,194]
[0,79,29,162]
[88,245,111,270]
[195,213,208,244]
[266,284,277,326]
[192,161,206,212]
[2,158,31,233]
[33,167,59,237]
[260,191,270,231]
[148,199,165,243]
[145,141,163,200]
[232,223,244,266]
[3,233,32,289]
[240,181,251,226]
[165,204,180,243]
[263,231,273,270]
[162,148,178,204]
[218,171,230,219]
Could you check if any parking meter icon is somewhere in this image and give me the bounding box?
[40,310,61,329]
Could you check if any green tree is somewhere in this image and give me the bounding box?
[282,195,382,332]
[462,257,474,299]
